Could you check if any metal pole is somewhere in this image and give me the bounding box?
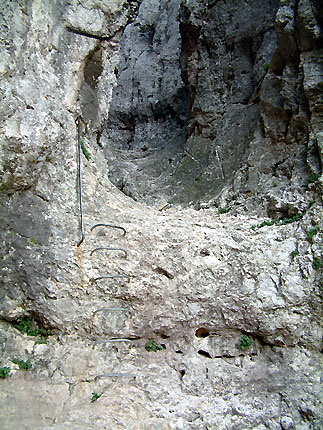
[77,116,85,246]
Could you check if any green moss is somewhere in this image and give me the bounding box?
[290,250,299,259]
[263,63,270,72]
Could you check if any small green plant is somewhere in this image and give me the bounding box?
[12,358,32,370]
[145,340,164,352]
[256,219,280,229]
[308,200,316,208]
[80,140,91,161]
[273,181,278,187]
[291,250,299,258]
[14,317,51,338]
[252,213,304,230]
[275,238,283,242]
[218,207,230,214]
[237,335,253,350]
[0,366,10,379]
[312,257,322,270]
[91,392,102,403]
[263,63,269,72]
[29,238,38,245]
[307,173,319,184]
[280,214,304,225]
[306,226,320,242]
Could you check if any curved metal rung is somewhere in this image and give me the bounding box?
[77,233,85,247]
[90,247,127,258]
[94,373,136,380]
[95,339,133,344]
[94,275,130,282]
[91,224,126,236]
[93,307,129,314]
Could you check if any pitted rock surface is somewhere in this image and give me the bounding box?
[0,0,322,429]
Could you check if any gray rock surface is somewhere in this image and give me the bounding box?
[0,0,322,429]
[102,0,322,212]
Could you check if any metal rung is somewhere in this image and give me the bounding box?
[90,247,127,258]
[93,307,129,314]
[94,275,130,282]
[91,224,126,236]
[95,373,136,380]
[95,339,133,344]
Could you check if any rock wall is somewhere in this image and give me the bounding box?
[102,0,323,214]
[0,0,322,429]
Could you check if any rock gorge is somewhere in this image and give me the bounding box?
[0,0,322,429]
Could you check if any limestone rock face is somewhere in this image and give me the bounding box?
[102,0,322,213]
[103,0,281,206]
[0,1,322,429]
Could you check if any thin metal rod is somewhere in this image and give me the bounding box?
[94,275,130,281]
[77,116,85,246]
[95,339,133,344]
[94,373,136,380]
[90,247,127,258]
[93,307,128,314]
[91,224,126,236]
[215,147,225,179]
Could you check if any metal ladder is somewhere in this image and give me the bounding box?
[76,116,136,380]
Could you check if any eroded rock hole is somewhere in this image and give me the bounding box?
[153,267,174,279]
[179,369,186,379]
[84,46,103,89]
[198,349,212,358]
[79,45,103,124]
[195,328,210,338]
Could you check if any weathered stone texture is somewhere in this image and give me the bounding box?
[0,0,322,429]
